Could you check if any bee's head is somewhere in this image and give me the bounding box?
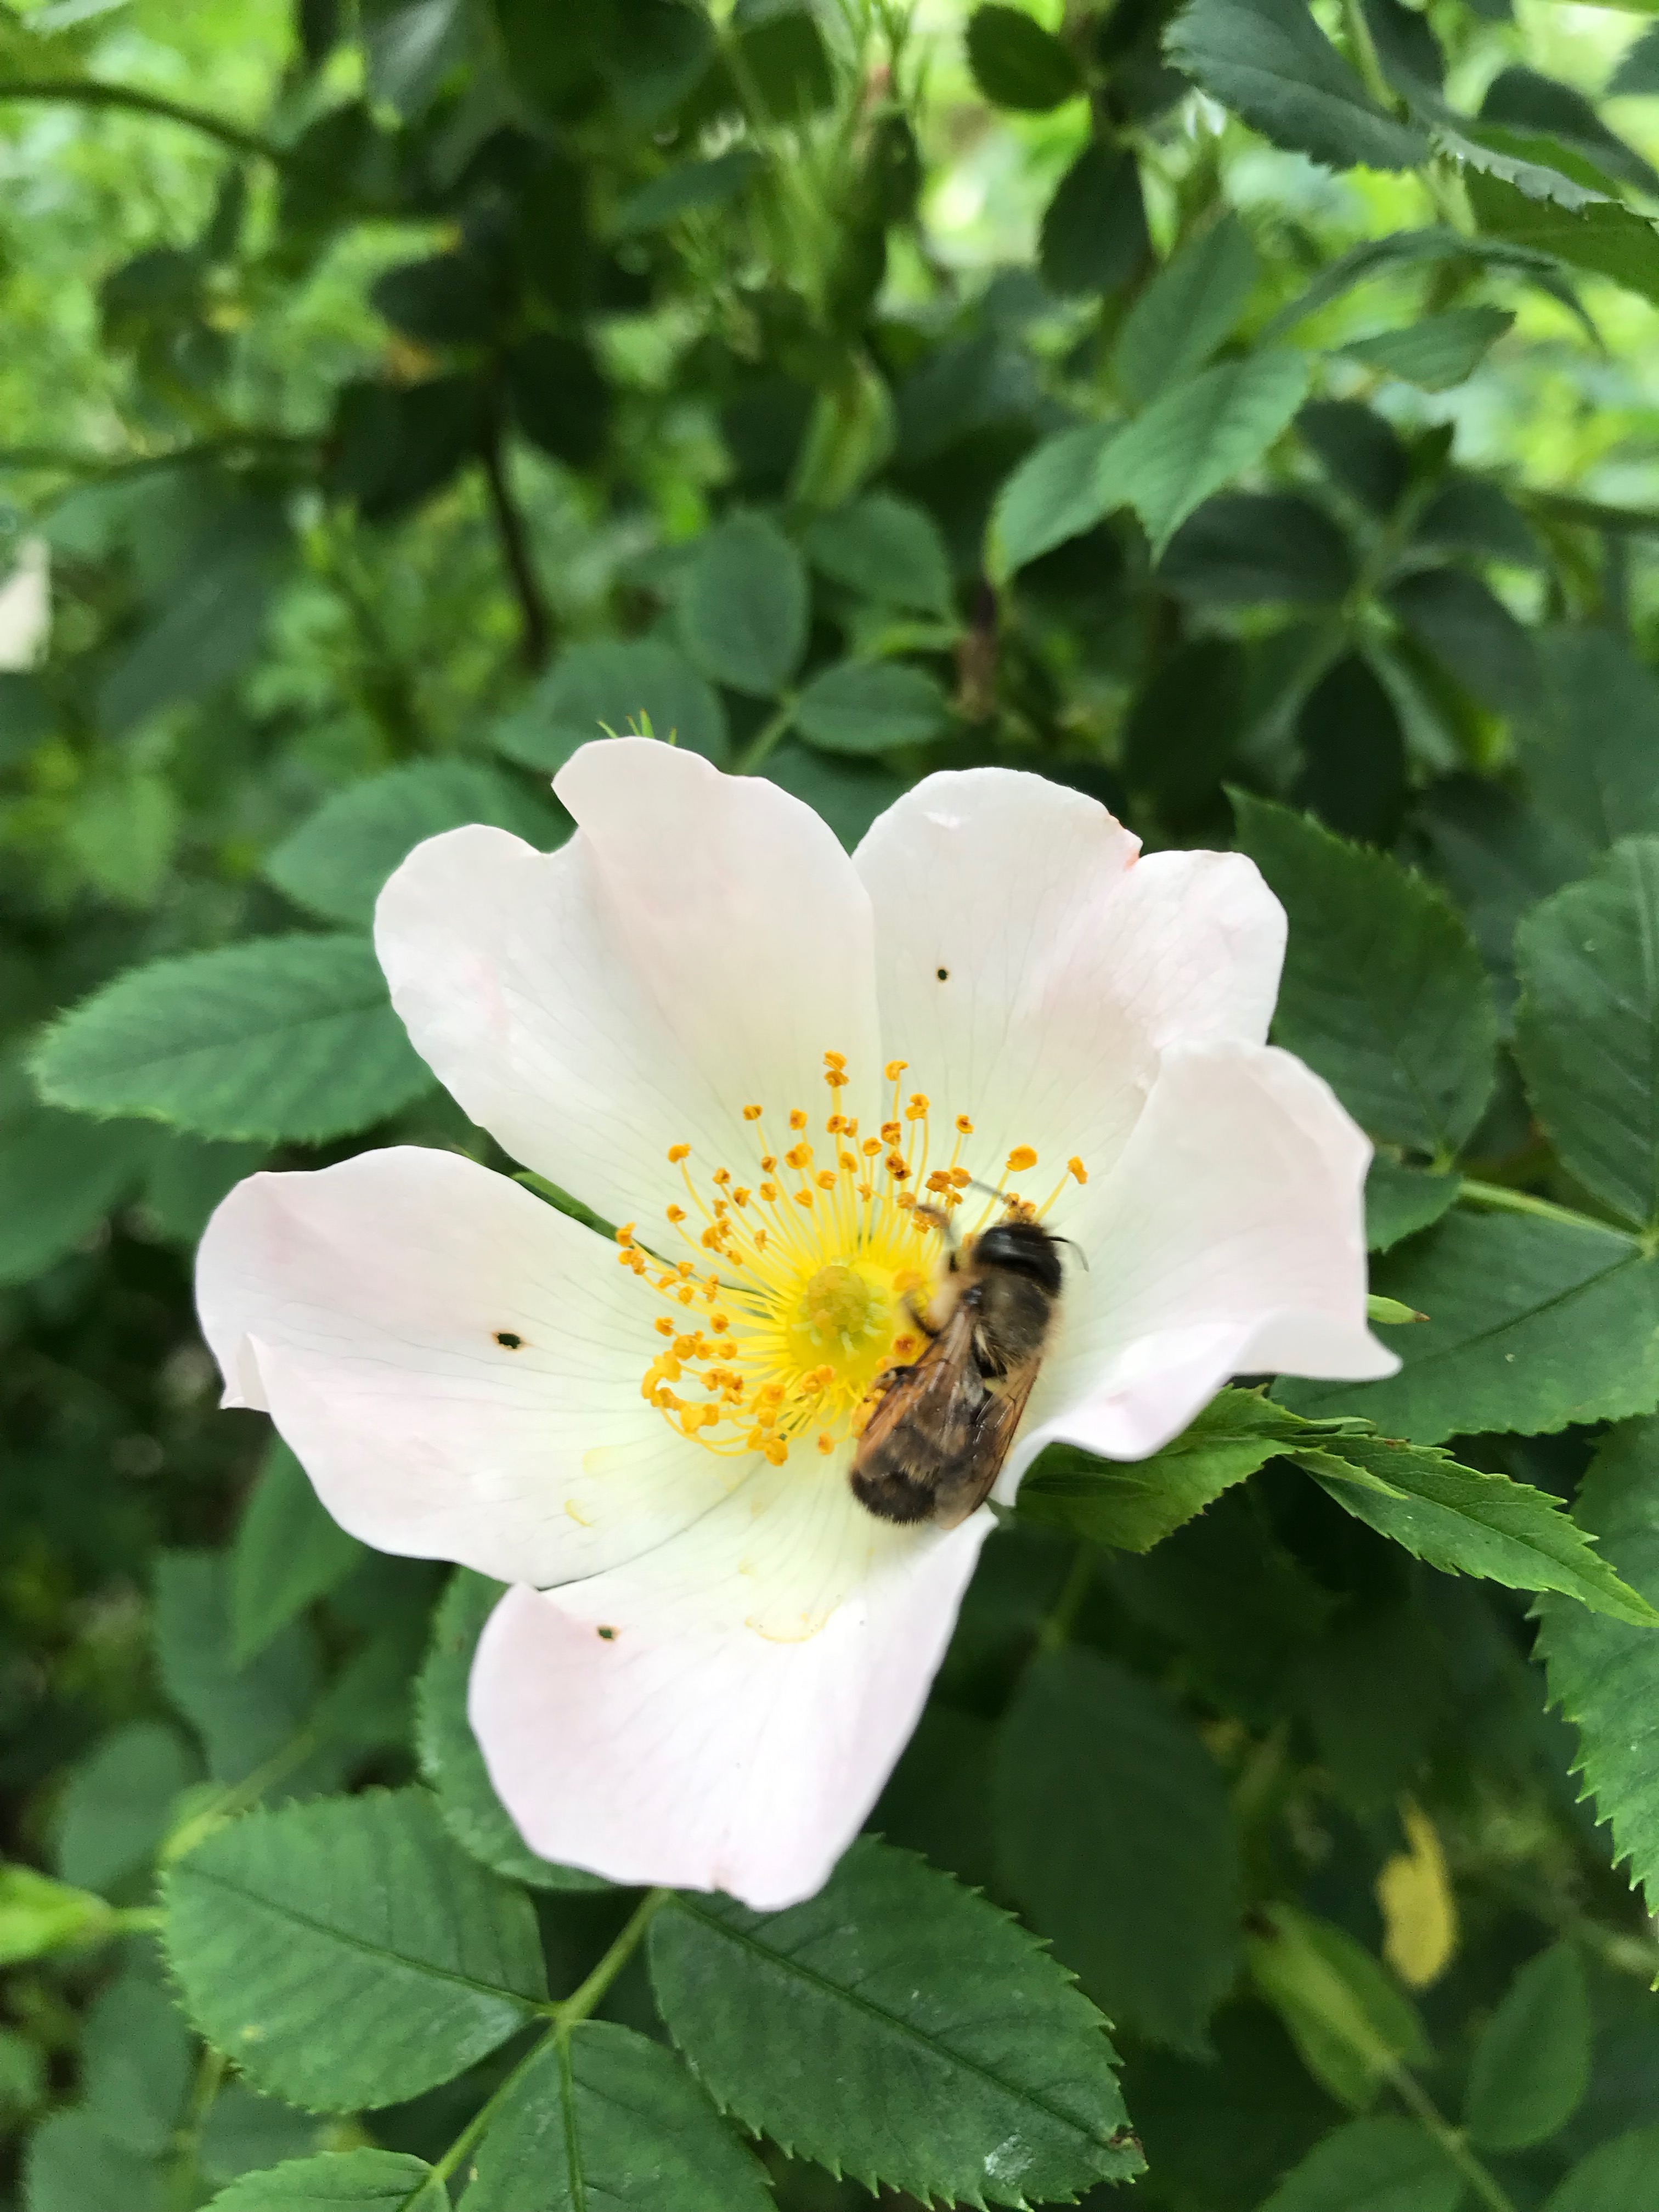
[973,1218,1065,1295]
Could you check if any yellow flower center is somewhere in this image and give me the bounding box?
[613,1053,1087,1466]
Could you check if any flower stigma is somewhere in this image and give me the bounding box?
[616,1054,1087,1468]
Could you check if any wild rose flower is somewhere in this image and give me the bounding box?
[196,740,1394,1909]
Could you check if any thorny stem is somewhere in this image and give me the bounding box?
[1455,1177,1633,1242]
[407,1889,674,2206]
[0,80,286,163]
[1386,2063,1521,2212]
[481,422,554,674]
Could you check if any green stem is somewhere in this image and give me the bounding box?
[481,417,554,673]
[0,79,286,163]
[735,696,798,773]
[1339,0,1397,116]
[0,431,314,479]
[1385,2064,1520,2212]
[1456,1177,1632,1242]
[1037,1543,1097,1655]
[411,1889,672,2205]
[160,1724,325,1864]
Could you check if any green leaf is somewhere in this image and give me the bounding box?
[55,1722,199,1894]
[1521,628,1659,857]
[1102,349,1312,556]
[966,5,1083,111]
[1296,1436,1659,1623]
[464,2022,774,2211]
[680,513,809,697]
[30,935,435,1146]
[82,1972,193,2158]
[1339,305,1513,390]
[1257,2116,1463,2211]
[1469,170,1659,304]
[648,1836,1142,2204]
[1018,1387,1347,1552]
[1386,567,1538,724]
[200,2083,322,2186]
[1364,1158,1458,1252]
[204,2150,436,2209]
[793,660,949,755]
[1232,793,1498,1156]
[994,1650,1241,2051]
[509,334,612,471]
[1536,1418,1659,1914]
[1282,1211,1659,1442]
[986,421,1118,578]
[613,147,765,235]
[155,1549,321,1785]
[164,1790,548,2111]
[230,1439,366,1667]
[492,640,729,775]
[0,1864,117,1966]
[759,741,907,854]
[1543,2124,1659,2212]
[803,493,953,615]
[140,1132,268,1245]
[1515,839,1659,1232]
[1247,1904,1427,2111]
[1038,141,1149,299]
[264,761,563,930]
[22,2110,161,2212]
[1463,1943,1589,2151]
[1114,214,1259,409]
[416,1569,610,1894]
[1159,491,1353,609]
[0,1068,155,1286]
[1164,0,1429,171]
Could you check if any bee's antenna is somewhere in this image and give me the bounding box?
[1049,1235,1090,1272]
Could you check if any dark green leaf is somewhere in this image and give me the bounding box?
[1258,2115,1462,2211]
[30,936,435,1146]
[494,639,729,773]
[1520,628,1659,856]
[22,2111,161,2212]
[794,660,949,755]
[1293,652,1406,847]
[1039,141,1149,298]
[994,1650,1241,2050]
[1463,1943,1589,2150]
[204,2149,436,2209]
[803,493,953,615]
[230,1439,366,1667]
[415,1568,610,1894]
[55,1722,199,1894]
[164,1790,548,2110]
[614,148,765,235]
[1542,2124,1659,2212]
[680,513,809,696]
[372,253,504,347]
[648,1836,1142,2204]
[1247,1904,1428,2111]
[504,333,611,471]
[1158,492,1353,609]
[759,741,906,853]
[1469,170,1659,304]
[1364,1158,1458,1252]
[1537,1418,1659,1914]
[966,5,1084,111]
[199,2083,322,2186]
[1516,839,1659,1232]
[81,1972,192,2158]
[1164,0,1429,171]
[1114,215,1258,409]
[1339,306,1513,390]
[1386,567,1538,723]
[464,2023,774,2211]
[155,1549,321,1785]
[140,1132,268,1245]
[1232,793,1498,1156]
[1482,64,1659,195]
[329,376,485,525]
[988,421,1118,577]
[0,1059,155,1287]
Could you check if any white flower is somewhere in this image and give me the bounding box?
[196,741,1394,1909]
[0,538,49,672]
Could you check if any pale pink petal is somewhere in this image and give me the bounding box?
[195,1148,740,1585]
[1005,1041,1395,1480]
[374,741,881,1233]
[853,769,1284,1198]
[469,1460,990,1908]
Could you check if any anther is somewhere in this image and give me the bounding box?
[885,1059,908,1080]
[956,1115,973,1134]
[788,1109,808,1131]
[666,1203,686,1223]
[743,1104,763,1121]
[1007,1146,1038,1173]
[667,1143,691,1163]
[1068,1156,1088,1184]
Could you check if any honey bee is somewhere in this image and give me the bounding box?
[851,1206,1066,1529]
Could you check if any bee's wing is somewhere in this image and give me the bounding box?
[930,1361,1042,1530]
[855,1302,979,1468]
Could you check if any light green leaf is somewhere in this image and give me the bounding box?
[1339,305,1513,390]
[1463,1944,1589,2151]
[204,2150,436,2209]
[1103,349,1311,555]
[1233,793,1497,1156]
[23,2110,161,2212]
[464,2023,774,2211]
[492,640,729,774]
[648,1836,1142,2204]
[1364,1158,1458,1252]
[1258,2116,1462,2211]
[803,493,953,615]
[793,660,949,755]
[1297,1433,1658,1623]
[994,1650,1241,2050]
[30,935,435,1146]
[1282,1211,1659,1442]
[55,1721,200,1894]
[1114,214,1259,409]
[230,1439,366,1667]
[1469,170,1659,303]
[1247,1904,1428,2111]
[155,1549,320,1786]
[680,513,809,697]
[1543,2124,1659,2212]
[966,4,1083,111]
[986,421,1118,578]
[264,761,562,929]
[1537,1418,1659,1915]
[1515,839,1659,1232]
[0,1864,117,1966]
[165,1790,548,2111]
[1164,0,1429,171]
[416,1569,610,1894]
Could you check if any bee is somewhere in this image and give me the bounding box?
[851,1205,1066,1529]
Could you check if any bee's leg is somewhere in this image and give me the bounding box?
[902,1289,939,1337]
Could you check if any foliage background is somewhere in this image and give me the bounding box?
[6,0,1659,2206]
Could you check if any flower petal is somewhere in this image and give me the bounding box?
[375,741,881,1231]
[854,769,1284,1190]
[469,1462,990,1908]
[195,1148,741,1584]
[1009,1041,1395,1477]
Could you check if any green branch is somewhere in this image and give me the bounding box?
[0,78,286,163]
[1455,1177,1633,1242]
